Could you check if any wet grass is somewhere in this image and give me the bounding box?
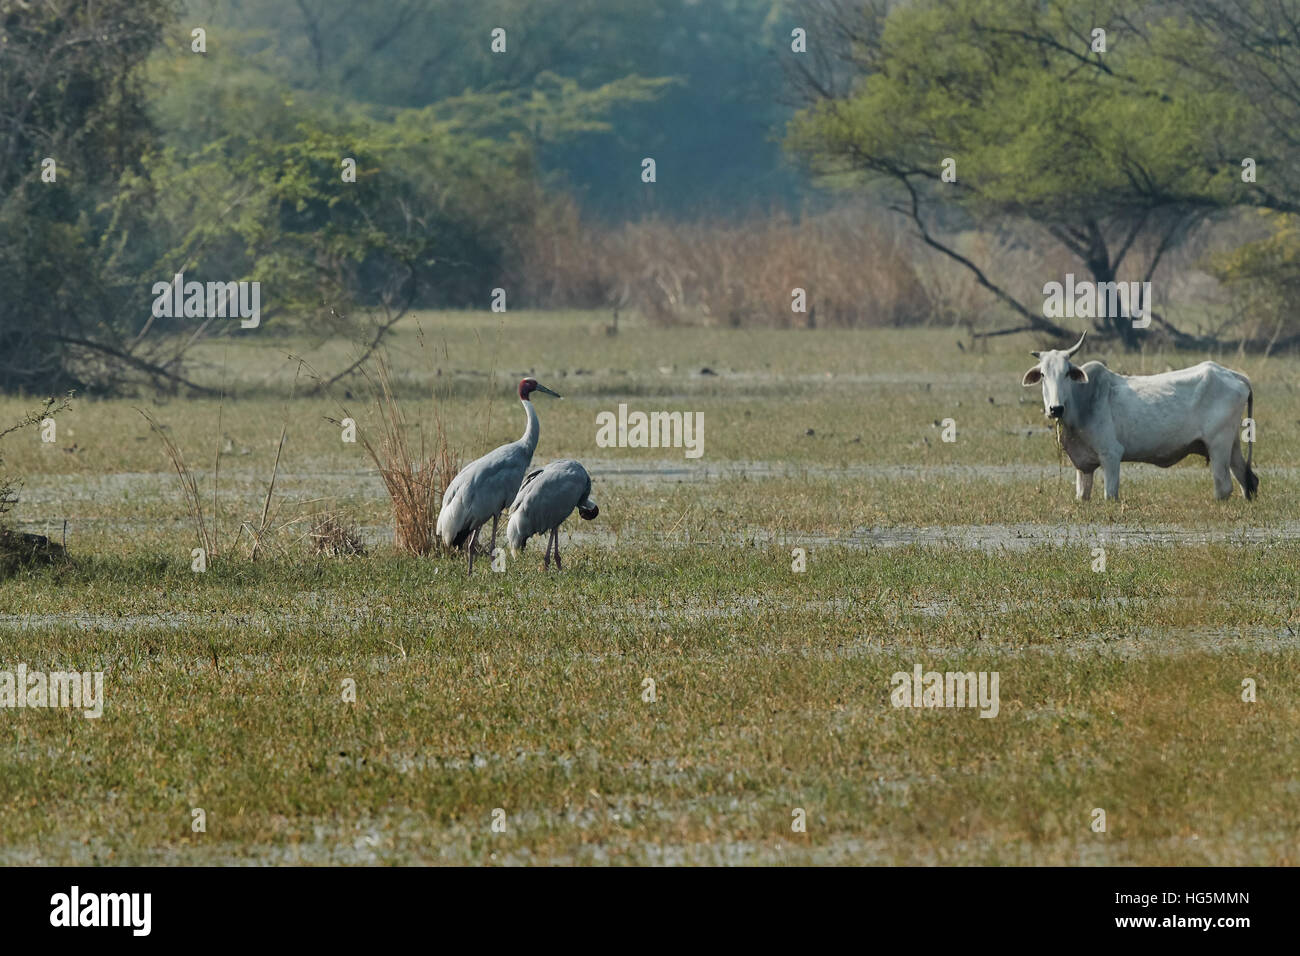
[0,314,1297,864]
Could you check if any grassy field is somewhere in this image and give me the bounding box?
[1,313,1298,864]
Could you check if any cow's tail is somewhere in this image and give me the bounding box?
[1244,387,1259,501]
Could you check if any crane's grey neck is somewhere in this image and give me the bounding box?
[518,397,539,454]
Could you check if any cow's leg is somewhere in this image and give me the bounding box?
[1203,427,1236,500]
[1101,455,1121,500]
[1211,447,1234,500]
[1076,469,1094,501]
[1230,441,1259,500]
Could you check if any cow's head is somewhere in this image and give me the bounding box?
[1022,331,1088,421]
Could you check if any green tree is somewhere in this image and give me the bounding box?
[1170,1,1300,346]
[786,0,1250,348]
[131,55,669,371]
[189,0,801,219]
[0,0,674,393]
[0,0,180,392]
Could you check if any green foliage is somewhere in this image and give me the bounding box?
[0,0,179,392]
[1,0,684,392]
[186,0,800,218]
[1209,211,1300,328]
[120,72,544,329]
[433,72,678,146]
[125,20,686,339]
[788,0,1244,213]
[785,0,1261,344]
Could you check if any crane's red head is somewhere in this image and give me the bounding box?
[518,378,562,401]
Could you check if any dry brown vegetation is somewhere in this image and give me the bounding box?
[309,513,367,557]
[341,357,458,557]
[509,198,1092,331]
[510,199,1274,345]
[513,200,951,328]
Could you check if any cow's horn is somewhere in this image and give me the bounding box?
[1064,330,1087,357]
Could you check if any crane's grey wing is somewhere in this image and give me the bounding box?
[456,442,533,512]
[570,463,597,519]
[440,465,467,510]
[533,462,589,529]
[435,462,470,542]
[505,465,554,551]
[438,441,533,547]
[506,461,596,551]
[510,467,545,511]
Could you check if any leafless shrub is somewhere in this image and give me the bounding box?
[137,411,291,563]
[309,513,367,557]
[509,195,621,310]
[1,396,73,576]
[138,409,217,558]
[337,355,459,556]
[1,395,71,521]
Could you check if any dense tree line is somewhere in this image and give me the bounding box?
[785,0,1300,350]
[1,0,793,393]
[7,0,1300,395]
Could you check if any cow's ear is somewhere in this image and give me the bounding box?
[1022,366,1043,386]
[1067,365,1088,383]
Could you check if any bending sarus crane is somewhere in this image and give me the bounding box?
[506,459,599,570]
[437,377,561,572]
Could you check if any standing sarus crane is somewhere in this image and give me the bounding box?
[437,377,561,572]
[506,459,599,570]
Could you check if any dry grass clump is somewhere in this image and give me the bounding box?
[137,402,293,563]
[138,409,216,557]
[342,356,459,556]
[309,514,367,557]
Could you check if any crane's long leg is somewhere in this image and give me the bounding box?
[543,529,552,570]
[554,529,562,571]
[467,527,478,574]
[489,513,499,555]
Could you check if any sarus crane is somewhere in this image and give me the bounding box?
[506,459,599,570]
[436,377,561,572]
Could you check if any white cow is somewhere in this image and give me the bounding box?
[1021,332,1257,501]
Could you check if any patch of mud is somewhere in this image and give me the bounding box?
[12,470,387,507]
[588,460,1066,483]
[2,802,1285,865]
[541,521,1300,553]
[848,522,1300,551]
[29,460,1300,503]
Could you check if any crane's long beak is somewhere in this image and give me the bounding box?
[535,383,562,399]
